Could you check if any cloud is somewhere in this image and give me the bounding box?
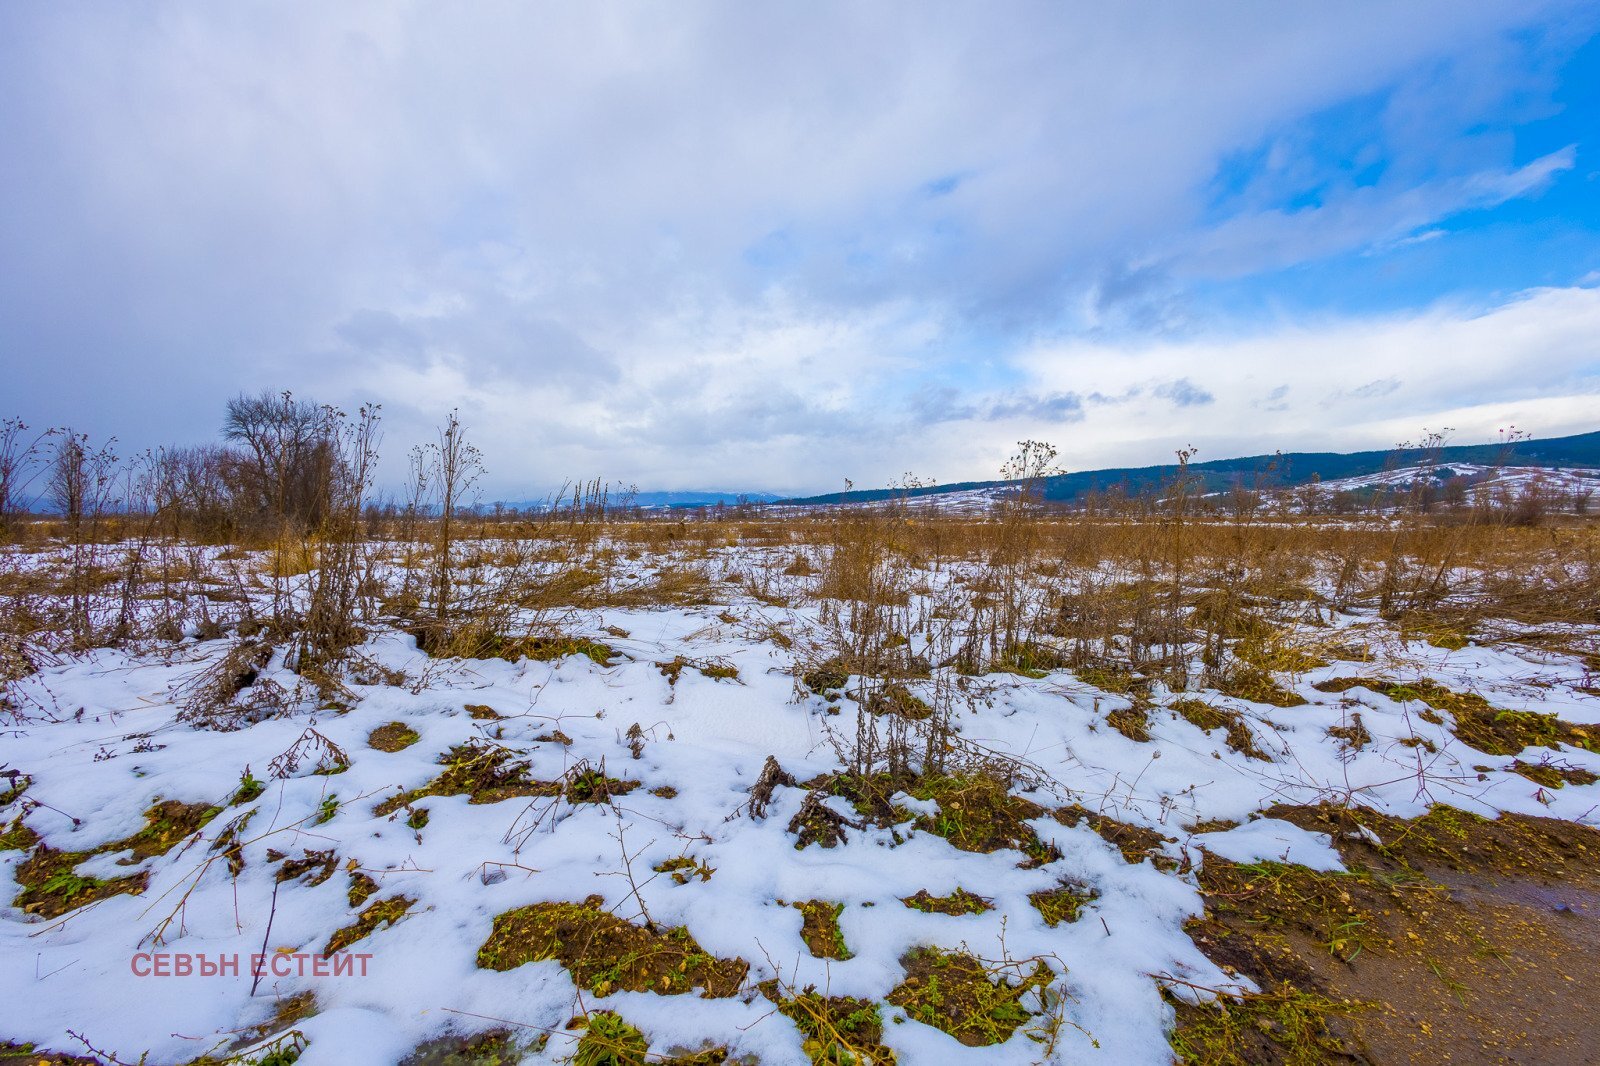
[0,2,1595,493]
[1153,378,1216,407]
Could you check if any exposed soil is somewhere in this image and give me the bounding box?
[1177,804,1600,1064]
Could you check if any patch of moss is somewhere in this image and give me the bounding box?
[1167,987,1364,1065]
[0,1041,103,1064]
[374,740,558,815]
[792,900,852,960]
[886,947,1049,1047]
[512,634,615,666]
[476,894,748,998]
[12,846,148,917]
[761,985,893,1065]
[0,817,39,852]
[464,704,502,720]
[900,887,993,916]
[325,895,413,954]
[905,773,1061,867]
[348,871,379,908]
[1313,677,1596,756]
[1028,880,1098,927]
[121,800,222,860]
[10,800,221,917]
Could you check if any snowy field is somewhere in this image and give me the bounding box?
[2,531,1598,1065]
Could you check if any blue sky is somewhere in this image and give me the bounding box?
[2,2,1598,495]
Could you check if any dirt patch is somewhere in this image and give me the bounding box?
[12,845,149,918]
[477,894,748,998]
[1509,758,1598,788]
[1174,803,1600,1064]
[906,773,1061,867]
[367,722,420,752]
[791,899,852,959]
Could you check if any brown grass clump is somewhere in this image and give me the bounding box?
[1213,664,1306,707]
[1106,704,1152,742]
[1171,698,1270,760]
[477,894,748,998]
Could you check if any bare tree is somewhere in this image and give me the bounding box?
[426,410,483,628]
[221,390,336,533]
[0,418,49,539]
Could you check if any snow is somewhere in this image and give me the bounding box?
[1,540,1597,1064]
[1188,819,1346,873]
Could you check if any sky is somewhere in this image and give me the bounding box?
[2,2,1599,497]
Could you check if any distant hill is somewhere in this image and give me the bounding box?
[629,490,784,508]
[780,429,1600,506]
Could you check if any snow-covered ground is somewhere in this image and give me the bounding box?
[2,540,1598,1064]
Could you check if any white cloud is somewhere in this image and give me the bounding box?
[1,2,1595,492]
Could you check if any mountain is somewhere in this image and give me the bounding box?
[779,429,1600,506]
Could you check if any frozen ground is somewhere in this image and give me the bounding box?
[2,540,1598,1065]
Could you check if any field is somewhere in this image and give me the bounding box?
[2,495,1599,1065]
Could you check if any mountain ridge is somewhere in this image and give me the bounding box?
[777,429,1600,506]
